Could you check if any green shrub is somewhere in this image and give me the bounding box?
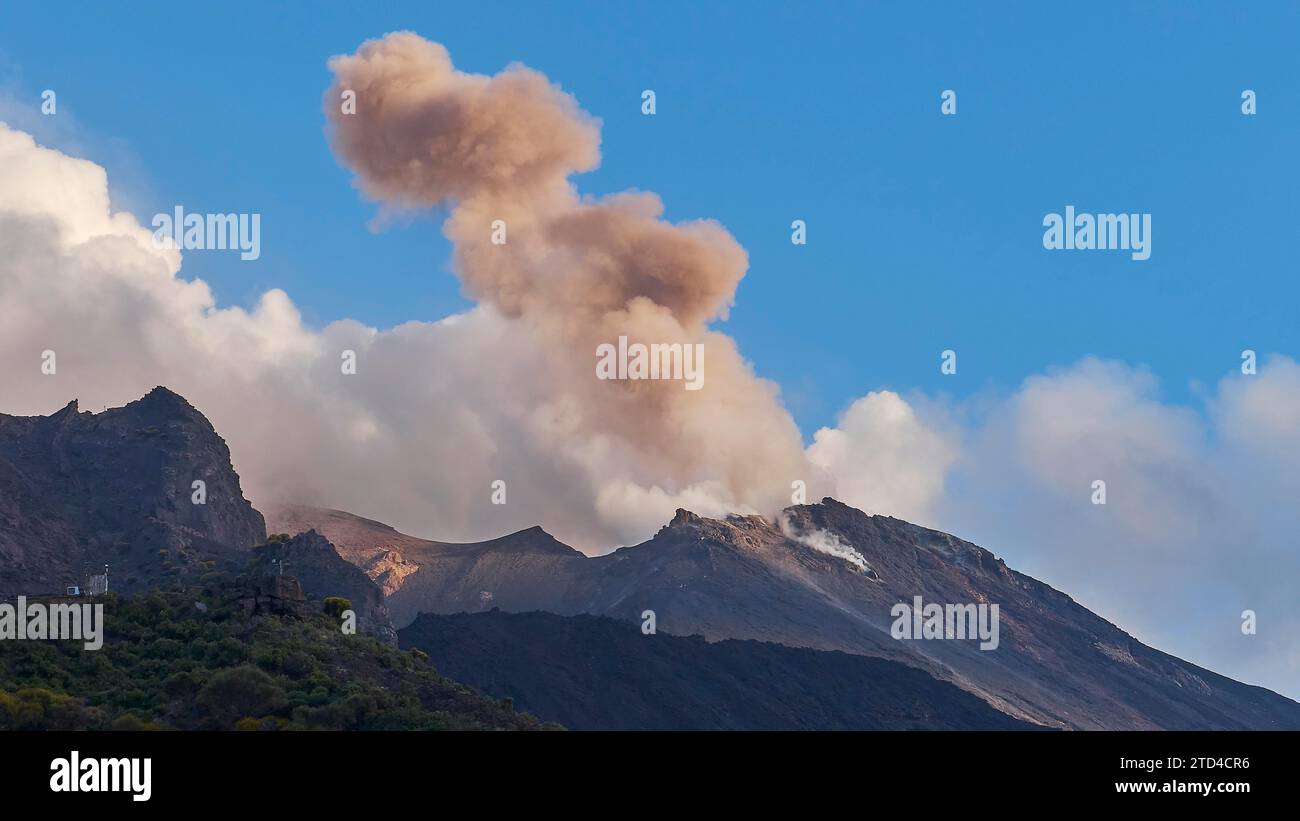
[196,666,288,727]
[323,597,352,619]
[281,651,316,679]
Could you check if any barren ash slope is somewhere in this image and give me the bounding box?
[274,500,1300,731]
[400,609,1038,731]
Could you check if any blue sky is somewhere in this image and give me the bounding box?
[2,0,1296,436]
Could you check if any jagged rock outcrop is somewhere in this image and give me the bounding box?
[240,574,308,618]
[265,505,422,596]
[248,530,397,644]
[0,388,266,596]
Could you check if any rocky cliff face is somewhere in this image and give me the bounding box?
[247,530,397,644]
[239,574,308,618]
[0,387,266,595]
[265,505,423,596]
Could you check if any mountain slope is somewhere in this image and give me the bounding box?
[285,502,1300,731]
[36,388,1287,731]
[265,505,426,596]
[401,610,1040,730]
[0,388,265,596]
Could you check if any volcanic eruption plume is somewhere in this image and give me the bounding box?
[323,32,831,540]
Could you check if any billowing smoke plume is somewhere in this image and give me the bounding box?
[0,32,835,552]
[321,32,830,537]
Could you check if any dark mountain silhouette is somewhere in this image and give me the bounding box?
[0,390,398,642]
[0,388,265,596]
[7,388,1297,732]
[284,504,1300,731]
[400,609,1040,730]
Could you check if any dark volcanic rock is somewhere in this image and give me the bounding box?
[240,574,307,618]
[265,505,425,596]
[401,610,1040,730]
[248,530,396,643]
[383,525,587,628]
[0,387,266,596]
[303,499,1300,731]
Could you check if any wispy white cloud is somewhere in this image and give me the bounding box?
[830,357,1300,699]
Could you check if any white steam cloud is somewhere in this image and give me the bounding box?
[778,512,872,574]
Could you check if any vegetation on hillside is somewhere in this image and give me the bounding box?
[0,585,553,731]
